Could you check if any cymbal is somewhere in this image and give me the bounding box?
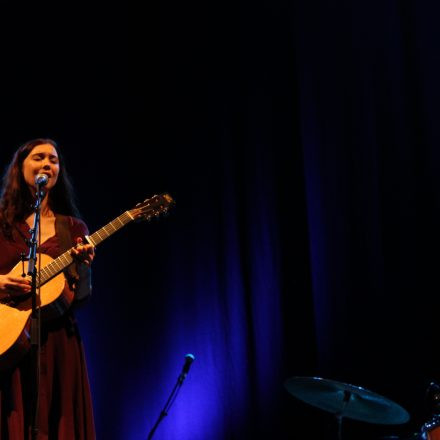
[284,376,410,425]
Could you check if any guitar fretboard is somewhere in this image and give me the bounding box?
[37,211,134,287]
[87,211,133,246]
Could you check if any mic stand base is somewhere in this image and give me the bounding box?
[147,374,186,440]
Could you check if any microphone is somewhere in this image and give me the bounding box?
[179,353,195,382]
[35,174,49,187]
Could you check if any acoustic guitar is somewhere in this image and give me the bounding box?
[0,193,174,371]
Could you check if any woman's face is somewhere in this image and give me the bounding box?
[22,143,60,192]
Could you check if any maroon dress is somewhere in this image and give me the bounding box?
[0,217,95,439]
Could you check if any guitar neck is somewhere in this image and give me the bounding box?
[86,211,134,247]
[37,211,135,287]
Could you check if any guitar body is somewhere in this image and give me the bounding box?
[0,253,73,371]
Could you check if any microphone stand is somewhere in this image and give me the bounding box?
[27,185,45,440]
[147,359,193,440]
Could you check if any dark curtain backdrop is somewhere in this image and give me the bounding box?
[0,1,440,439]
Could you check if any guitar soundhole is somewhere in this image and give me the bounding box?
[0,297,15,306]
[0,294,31,307]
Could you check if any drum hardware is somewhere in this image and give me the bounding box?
[420,382,440,440]
[425,382,440,415]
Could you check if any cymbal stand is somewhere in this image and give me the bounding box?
[335,390,352,440]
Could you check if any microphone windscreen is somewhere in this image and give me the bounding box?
[35,174,49,186]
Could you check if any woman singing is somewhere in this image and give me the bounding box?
[0,139,95,439]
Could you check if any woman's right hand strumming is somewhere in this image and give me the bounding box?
[0,274,32,299]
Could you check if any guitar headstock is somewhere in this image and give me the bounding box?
[130,193,175,222]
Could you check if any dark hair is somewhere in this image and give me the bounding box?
[0,138,80,238]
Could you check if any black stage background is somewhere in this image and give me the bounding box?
[1,1,440,439]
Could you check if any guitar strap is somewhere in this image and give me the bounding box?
[54,215,82,332]
[55,214,79,283]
